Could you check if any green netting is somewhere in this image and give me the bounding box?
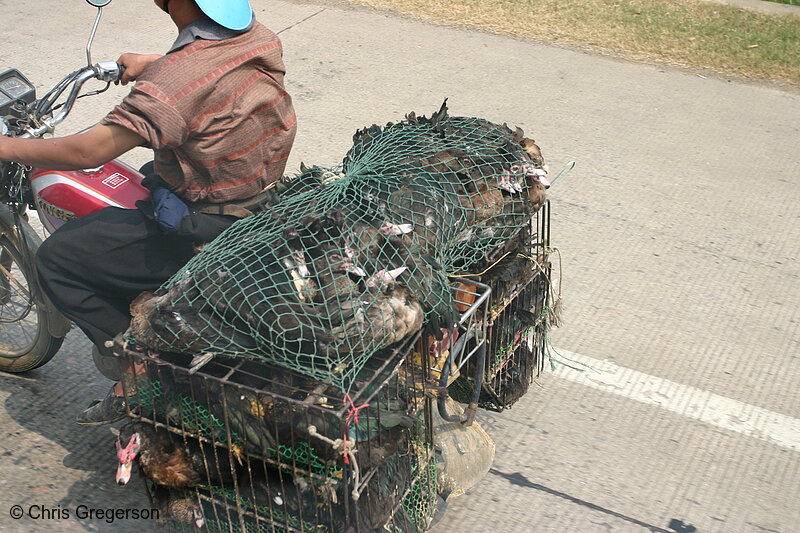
[125,374,345,477]
[491,310,547,371]
[268,441,342,481]
[196,519,317,533]
[201,484,320,533]
[127,102,548,391]
[166,442,434,532]
[400,456,439,531]
[165,484,321,533]
[124,374,241,447]
[446,375,475,406]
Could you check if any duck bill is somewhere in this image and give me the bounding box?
[193,507,205,528]
[116,461,133,485]
[348,266,367,277]
[537,173,551,189]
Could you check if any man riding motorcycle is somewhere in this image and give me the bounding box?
[0,0,297,425]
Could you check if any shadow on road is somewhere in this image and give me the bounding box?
[489,468,696,533]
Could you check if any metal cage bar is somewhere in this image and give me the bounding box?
[115,328,438,532]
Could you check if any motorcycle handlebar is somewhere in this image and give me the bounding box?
[22,61,125,139]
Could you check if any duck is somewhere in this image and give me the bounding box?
[113,421,239,488]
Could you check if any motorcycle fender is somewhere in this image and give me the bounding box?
[0,203,16,233]
[43,296,72,338]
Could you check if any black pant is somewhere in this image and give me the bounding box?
[36,206,235,357]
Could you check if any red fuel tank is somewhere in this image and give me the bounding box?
[30,159,150,234]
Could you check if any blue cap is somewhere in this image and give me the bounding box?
[195,0,254,31]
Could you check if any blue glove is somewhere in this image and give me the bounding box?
[148,186,190,233]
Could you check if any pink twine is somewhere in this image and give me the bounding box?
[342,393,370,465]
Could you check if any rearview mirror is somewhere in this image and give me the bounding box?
[86,0,112,7]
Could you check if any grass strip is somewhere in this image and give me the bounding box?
[343,0,800,86]
[765,0,800,6]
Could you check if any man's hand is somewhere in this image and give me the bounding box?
[116,53,163,85]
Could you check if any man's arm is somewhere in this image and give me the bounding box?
[0,123,145,170]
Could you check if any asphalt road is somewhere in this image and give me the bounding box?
[1,0,798,532]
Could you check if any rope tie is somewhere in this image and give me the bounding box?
[448,251,512,279]
[320,170,346,185]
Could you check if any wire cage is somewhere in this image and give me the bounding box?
[113,276,501,532]
[139,449,439,533]
[447,201,553,411]
[114,330,438,532]
[480,269,550,410]
[142,448,439,533]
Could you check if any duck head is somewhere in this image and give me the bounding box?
[115,431,141,485]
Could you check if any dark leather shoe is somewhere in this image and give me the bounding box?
[76,386,127,426]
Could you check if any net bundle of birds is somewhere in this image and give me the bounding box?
[127,101,549,391]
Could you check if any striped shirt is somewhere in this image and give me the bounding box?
[101,21,297,204]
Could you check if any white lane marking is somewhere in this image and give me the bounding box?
[548,348,800,452]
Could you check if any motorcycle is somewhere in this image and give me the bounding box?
[0,0,148,373]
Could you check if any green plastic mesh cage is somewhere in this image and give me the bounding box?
[151,434,437,532]
[119,330,437,532]
[392,455,439,532]
[126,101,548,392]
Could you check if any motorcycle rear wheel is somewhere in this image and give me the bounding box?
[0,231,65,372]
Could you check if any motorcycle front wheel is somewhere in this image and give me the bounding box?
[0,229,65,372]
